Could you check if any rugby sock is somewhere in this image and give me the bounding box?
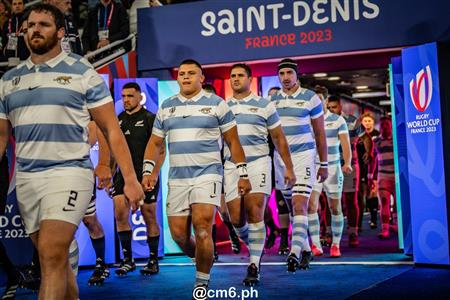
[148,235,160,259]
[308,213,321,248]
[118,230,133,261]
[69,239,79,276]
[290,215,308,257]
[331,214,344,246]
[31,245,40,272]
[235,223,249,246]
[90,236,105,262]
[195,271,210,287]
[248,221,266,266]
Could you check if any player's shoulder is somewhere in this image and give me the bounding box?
[300,87,318,101]
[1,63,30,82]
[201,92,225,106]
[118,111,127,120]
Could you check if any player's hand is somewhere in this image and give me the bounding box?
[124,178,145,213]
[95,164,112,190]
[284,168,296,189]
[238,178,252,196]
[142,173,158,192]
[362,152,371,164]
[342,164,353,174]
[317,167,328,183]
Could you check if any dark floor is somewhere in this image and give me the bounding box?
[3,216,450,299]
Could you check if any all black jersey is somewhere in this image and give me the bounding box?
[118,107,155,174]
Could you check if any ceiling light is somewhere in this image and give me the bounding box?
[356,85,368,90]
[352,91,387,98]
[379,100,392,106]
[337,81,351,86]
[328,76,341,81]
[313,73,328,78]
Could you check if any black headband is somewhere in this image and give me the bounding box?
[278,61,298,73]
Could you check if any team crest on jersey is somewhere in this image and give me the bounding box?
[296,101,306,107]
[54,76,72,85]
[199,107,212,114]
[249,108,259,113]
[12,76,20,86]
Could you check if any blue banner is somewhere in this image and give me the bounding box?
[402,42,449,265]
[138,0,450,70]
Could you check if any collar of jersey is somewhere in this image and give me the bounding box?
[25,51,69,70]
[229,92,256,103]
[178,89,206,103]
[280,85,303,99]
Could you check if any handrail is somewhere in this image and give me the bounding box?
[93,48,126,69]
[25,0,42,8]
[84,34,135,60]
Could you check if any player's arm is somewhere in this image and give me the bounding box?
[223,126,252,196]
[95,123,113,190]
[269,125,296,187]
[311,115,328,182]
[90,102,143,211]
[141,134,165,191]
[339,132,352,174]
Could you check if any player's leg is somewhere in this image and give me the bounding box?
[140,186,161,275]
[242,192,267,286]
[343,164,360,247]
[191,203,216,289]
[308,188,323,257]
[287,152,315,272]
[326,166,344,258]
[377,179,391,239]
[112,194,135,276]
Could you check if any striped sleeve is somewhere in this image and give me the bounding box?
[266,101,281,130]
[152,108,166,138]
[309,94,323,119]
[217,100,236,133]
[338,116,349,135]
[84,69,113,109]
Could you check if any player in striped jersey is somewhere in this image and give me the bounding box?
[223,63,295,285]
[370,116,396,239]
[270,59,328,272]
[142,59,251,293]
[308,89,352,258]
[0,5,144,299]
[326,95,362,247]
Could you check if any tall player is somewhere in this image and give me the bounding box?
[110,82,165,276]
[142,59,251,293]
[326,95,361,247]
[307,89,352,258]
[270,59,328,272]
[223,63,295,285]
[0,4,144,299]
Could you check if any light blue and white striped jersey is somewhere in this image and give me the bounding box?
[223,93,281,165]
[153,89,236,185]
[320,111,348,165]
[270,87,323,154]
[0,52,112,173]
[373,136,394,180]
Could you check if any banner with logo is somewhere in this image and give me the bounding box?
[402,43,449,265]
[138,0,450,70]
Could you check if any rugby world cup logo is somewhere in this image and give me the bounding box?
[409,65,433,112]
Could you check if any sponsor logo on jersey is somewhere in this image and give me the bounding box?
[135,120,144,127]
[410,65,432,113]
